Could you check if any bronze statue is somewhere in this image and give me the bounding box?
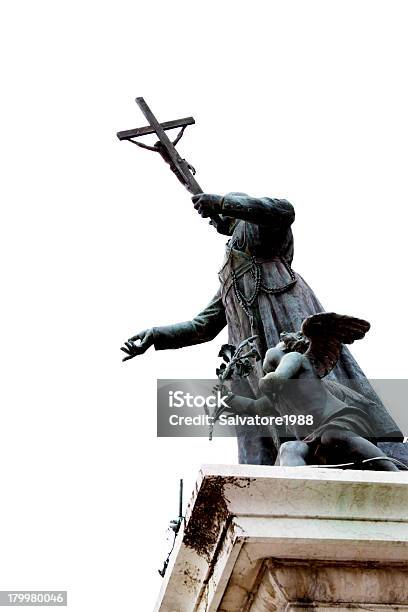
[118,98,403,466]
[121,192,402,464]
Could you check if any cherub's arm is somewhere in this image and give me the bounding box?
[224,394,275,416]
[273,352,305,379]
[259,352,304,394]
[263,347,282,373]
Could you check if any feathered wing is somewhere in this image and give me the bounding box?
[302,312,371,378]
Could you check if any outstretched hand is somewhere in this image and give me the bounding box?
[121,329,154,362]
[192,193,223,218]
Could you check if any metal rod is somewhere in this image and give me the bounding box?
[178,479,183,518]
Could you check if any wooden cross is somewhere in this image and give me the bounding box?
[117,97,223,229]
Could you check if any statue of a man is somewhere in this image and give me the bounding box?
[121,192,402,464]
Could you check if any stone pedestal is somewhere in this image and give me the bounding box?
[154,465,408,612]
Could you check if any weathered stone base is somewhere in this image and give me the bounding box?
[155,465,408,612]
[251,559,408,611]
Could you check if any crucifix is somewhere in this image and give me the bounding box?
[117,97,223,229]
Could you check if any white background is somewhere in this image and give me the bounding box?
[1,1,407,610]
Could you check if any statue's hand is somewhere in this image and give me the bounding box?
[121,329,154,362]
[192,193,223,218]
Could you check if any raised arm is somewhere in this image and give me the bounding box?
[192,193,295,228]
[121,289,227,361]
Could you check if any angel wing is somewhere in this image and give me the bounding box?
[302,312,370,378]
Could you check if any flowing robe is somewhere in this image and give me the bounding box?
[152,195,402,464]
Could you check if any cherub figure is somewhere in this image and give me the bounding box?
[257,313,399,471]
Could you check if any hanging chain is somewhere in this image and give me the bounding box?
[232,256,297,320]
[260,257,297,294]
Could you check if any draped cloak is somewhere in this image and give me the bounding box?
[152,195,402,464]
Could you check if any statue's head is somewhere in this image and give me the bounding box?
[279,331,309,354]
